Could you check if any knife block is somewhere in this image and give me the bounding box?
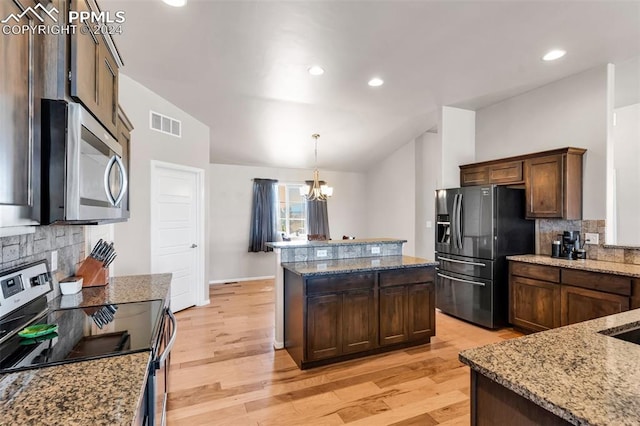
[76,258,109,287]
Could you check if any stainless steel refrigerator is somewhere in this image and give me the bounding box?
[435,185,534,328]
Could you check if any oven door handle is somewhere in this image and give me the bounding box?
[112,155,128,207]
[104,155,118,206]
[158,308,177,366]
[437,272,486,287]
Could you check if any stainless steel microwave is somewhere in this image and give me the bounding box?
[41,100,129,224]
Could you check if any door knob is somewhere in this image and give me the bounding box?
[190,244,198,248]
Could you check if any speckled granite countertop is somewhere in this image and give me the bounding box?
[460,309,640,425]
[49,273,172,310]
[282,255,437,276]
[267,238,407,249]
[507,254,640,278]
[0,274,171,425]
[0,352,150,425]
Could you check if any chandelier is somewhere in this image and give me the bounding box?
[300,134,333,201]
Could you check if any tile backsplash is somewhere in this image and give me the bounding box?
[536,219,640,265]
[0,226,85,299]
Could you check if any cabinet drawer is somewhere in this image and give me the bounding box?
[489,161,523,184]
[460,166,489,187]
[561,269,631,296]
[380,268,433,287]
[307,273,374,295]
[510,262,559,283]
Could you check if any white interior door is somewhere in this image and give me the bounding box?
[151,162,203,312]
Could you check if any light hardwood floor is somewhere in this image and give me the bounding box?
[166,279,521,425]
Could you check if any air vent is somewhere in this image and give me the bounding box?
[150,111,181,137]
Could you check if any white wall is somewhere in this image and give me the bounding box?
[209,164,367,282]
[476,65,608,219]
[114,75,211,299]
[365,141,417,256]
[440,107,476,188]
[415,132,441,259]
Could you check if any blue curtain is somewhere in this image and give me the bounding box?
[307,199,330,240]
[248,178,278,252]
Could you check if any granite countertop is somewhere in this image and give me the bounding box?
[459,309,640,425]
[0,352,150,425]
[267,238,407,249]
[282,255,438,276]
[49,273,172,310]
[507,254,640,278]
[0,274,171,425]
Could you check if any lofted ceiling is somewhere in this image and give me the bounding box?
[103,0,640,172]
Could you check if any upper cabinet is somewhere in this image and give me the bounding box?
[70,0,122,137]
[460,147,586,220]
[0,0,44,227]
[116,106,133,217]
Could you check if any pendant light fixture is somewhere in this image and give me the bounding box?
[300,134,333,201]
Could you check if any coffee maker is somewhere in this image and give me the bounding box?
[561,231,580,259]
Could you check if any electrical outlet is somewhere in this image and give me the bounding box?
[316,263,327,271]
[316,249,328,258]
[371,259,381,266]
[426,221,432,229]
[51,250,58,271]
[585,233,599,245]
[371,246,381,254]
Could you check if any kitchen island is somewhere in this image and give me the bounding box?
[267,238,408,349]
[459,308,640,425]
[0,274,171,425]
[283,255,438,368]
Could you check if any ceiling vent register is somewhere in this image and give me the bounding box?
[150,111,182,137]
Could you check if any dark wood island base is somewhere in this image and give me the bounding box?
[283,263,436,369]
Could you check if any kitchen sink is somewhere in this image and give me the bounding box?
[604,327,640,345]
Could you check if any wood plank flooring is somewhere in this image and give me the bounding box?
[166,279,521,425]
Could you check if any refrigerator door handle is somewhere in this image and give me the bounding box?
[457,193,463,249]
[437,272,486,287]
[438,256,486,267]
[451,194,459,248]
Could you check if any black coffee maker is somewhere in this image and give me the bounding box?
[561,231,580,259]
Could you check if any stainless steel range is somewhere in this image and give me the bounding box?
[0,260,176,425]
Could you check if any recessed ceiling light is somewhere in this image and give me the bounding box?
[308,66,325,76]
[162,0,187,7]
[368,77,384,87]
[542,49,566,61]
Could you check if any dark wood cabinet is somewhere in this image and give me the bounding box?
[510,275,561,332]
[509,261,632,332]
[284,266,435,369]
[561,285,629,326]
[116,107,133,216]
[70,0,122,137]
[460,147,585,220]
[0,0,44,227]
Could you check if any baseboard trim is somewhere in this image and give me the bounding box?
[209,275,275,285]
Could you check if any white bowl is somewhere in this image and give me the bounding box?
[59,277,83,295]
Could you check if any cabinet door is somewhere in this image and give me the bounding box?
[306,294,341,361]
[98,42,119,134]
[379,286,408,346]
[407,282,435,341]
[524,154,564,218]
[116,108,132,216]
[509,276,561,332]
[342,289,377,354]
[460,166,489,187]
[70,0,118,137]
[0,0,42,226]
[561,286,629,326]
[489,161,523,184]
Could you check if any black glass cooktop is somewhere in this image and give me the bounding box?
[0,300,164,374]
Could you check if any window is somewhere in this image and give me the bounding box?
[278,184,307,239]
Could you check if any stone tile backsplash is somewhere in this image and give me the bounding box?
[0,226,85,299]
[536,219,640,265]
[281,242,403,263]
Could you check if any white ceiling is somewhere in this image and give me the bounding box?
[104,0,640,172]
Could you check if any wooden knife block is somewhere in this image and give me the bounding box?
[77,258,109,287]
